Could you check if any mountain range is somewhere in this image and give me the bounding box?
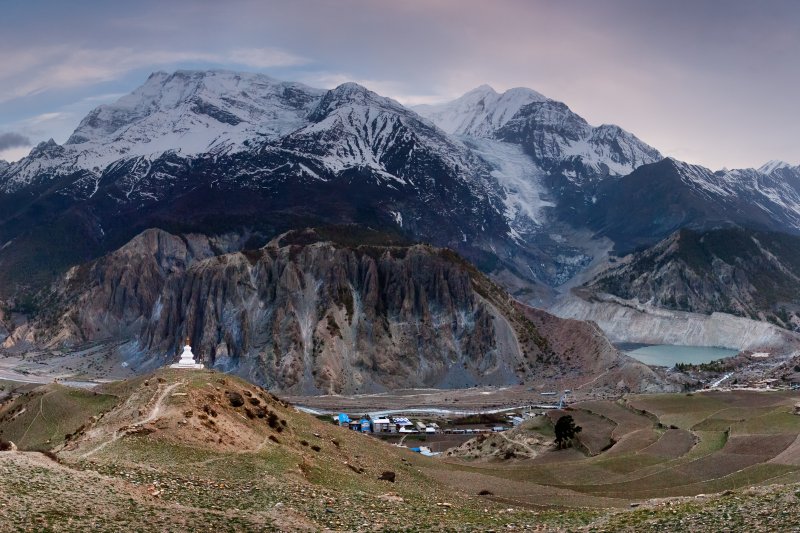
[1,69,799,387]
[0,69,667,301]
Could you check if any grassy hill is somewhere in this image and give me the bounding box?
[0,384,117,451]
[3,369,800,530]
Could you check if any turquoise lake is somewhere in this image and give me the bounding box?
[619,344,739,367]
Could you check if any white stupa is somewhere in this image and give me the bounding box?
[170,339,204,369]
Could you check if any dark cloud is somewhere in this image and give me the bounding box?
[0,132,31,151]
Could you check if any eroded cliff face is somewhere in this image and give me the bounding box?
[22,228,664,394]
[143,236,530,394]
[24,229,525,393]
[26,229,246,347]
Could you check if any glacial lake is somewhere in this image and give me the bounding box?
[618,344,739,367]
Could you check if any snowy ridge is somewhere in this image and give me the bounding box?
[418,86,662,180]
[283,82,497,195]
[758,160,794,174]
[668,158,800,230]
[414,85,547,137]
[585,124,663,176]
[495,101,662,179]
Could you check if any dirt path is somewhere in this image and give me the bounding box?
[576,369,611,392]
[80,381,184,459]
[498,430,542,457]
[18,395,45,446]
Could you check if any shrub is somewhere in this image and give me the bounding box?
[226,391,245,407]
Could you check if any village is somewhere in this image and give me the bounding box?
[326,411,526,456]
[330,412,523,435]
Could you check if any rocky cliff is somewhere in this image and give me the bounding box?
[12,227,662,394]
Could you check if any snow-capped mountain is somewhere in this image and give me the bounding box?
[415,84,548,138]
[70,70,323,153]
[281,82,490,189]
[4,68,797,313]
[0,71,534,299]
[416,85,662,180]
[1,70,324,193]
[415,85,663,247]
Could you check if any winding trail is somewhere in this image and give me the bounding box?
[576,368,611,391]
[80,381,184,459]
[498,430,541,457]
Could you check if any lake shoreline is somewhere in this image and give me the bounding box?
[620,344,740,367]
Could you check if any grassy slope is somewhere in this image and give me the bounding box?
[2,371,800,531]
[0,385,118,450]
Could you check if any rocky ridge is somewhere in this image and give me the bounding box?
[584,227,800,329]
[587,158,800,252]
[8,227,664,394]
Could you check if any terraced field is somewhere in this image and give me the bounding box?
[440,391,800,507]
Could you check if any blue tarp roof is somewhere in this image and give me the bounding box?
[338,413,350,423]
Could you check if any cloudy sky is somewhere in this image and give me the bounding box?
[1,0,798,169]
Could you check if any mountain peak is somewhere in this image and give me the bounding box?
[332,81,369,92]
[308,82,404,122]
[415,84,547,136]
[29,138,62,157]
[758,159,793,174]
[328,82,375,101]
[465,84,498,96]
[59,69,323,165]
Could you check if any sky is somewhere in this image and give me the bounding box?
[0,0,798,169]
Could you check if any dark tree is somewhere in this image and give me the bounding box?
[554,415,582,449]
